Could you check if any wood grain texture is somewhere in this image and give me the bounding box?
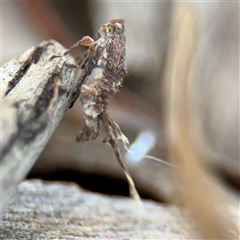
[0,40,80,214]
[1,179,191,239]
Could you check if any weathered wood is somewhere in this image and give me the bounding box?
[1,179,239,239]
[0,40,80,214]
[0,179,190,239]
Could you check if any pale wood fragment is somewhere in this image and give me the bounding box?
[0,40,80,214]
[1,179,239,239]
[1,179,190,239]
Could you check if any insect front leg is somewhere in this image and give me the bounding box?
[50,36,94,61]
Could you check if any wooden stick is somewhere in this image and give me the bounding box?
[0,40,80,215]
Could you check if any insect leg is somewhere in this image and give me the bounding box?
[64,36,94,55]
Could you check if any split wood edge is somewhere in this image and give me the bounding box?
[0,40,79,214]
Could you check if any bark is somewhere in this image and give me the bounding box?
[0,40,80,214]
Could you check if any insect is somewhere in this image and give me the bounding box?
[51,19,143,208]
[51,19,128,144]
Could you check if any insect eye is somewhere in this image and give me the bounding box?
[114,23,123,34]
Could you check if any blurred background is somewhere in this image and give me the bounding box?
[2,1,239,207]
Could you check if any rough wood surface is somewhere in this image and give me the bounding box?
[1,179,239,239]
[0,40,80,214]
[1,179,191,239]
